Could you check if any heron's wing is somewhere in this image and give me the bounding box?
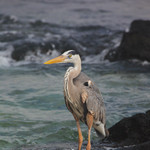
[86,88,106,124]
[73,72,106,124]
[73,72,107,138]
[85,88,107,138]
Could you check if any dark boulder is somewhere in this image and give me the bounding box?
[108,110,150,146]
[105,20,150,62]
[0,14,18,24]
[11,39,54,61]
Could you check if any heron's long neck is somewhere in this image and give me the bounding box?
[70,58,81,79]
[65,57,81,84]
[64,57,81,102]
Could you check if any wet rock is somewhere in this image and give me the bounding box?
[0,14,18,24]
[118,141,150,150]
[11,39,54,61]
[108,110,150,146]
[105,20,150,62]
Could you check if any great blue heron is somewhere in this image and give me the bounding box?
[44,50,108,150]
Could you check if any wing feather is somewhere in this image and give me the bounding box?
[73,72,106,124]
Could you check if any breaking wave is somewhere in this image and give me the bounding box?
[0,13,121,67]
[0,14,149,68]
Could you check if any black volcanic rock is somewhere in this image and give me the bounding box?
[108,110,150,146]
[11,39,54,61]
[105,20,150,62]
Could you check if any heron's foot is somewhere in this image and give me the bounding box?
[81,90,88,103]
[86,143,91,150]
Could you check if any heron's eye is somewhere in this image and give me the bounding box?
[68,54,72,58]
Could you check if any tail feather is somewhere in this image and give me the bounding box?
[93,123,109,139]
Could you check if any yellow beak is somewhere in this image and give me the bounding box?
[44,55,66,64]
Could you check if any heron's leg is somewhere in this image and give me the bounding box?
[73,114,83,150]
[86,113,93,150]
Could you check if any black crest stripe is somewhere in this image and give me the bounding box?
[68,50,78,55]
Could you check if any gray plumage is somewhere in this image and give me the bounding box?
[64,71,106,138]
[63,50,107,138]
[44,50,108,150]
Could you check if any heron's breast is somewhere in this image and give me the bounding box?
[64,88,85,119]
[64,69,85,120]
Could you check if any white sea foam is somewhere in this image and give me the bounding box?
[0,30,18,35]
[25,49,60,63]
[83,49,110,64]
[142,60,150,66]
[0,42,150,68]
[0,37,61,67]
[0,44,14,67]
[112,37,121,48]
[10,15,18,22]
[0,56,11,67]
[130,59,150,66]
[14,49,60,66]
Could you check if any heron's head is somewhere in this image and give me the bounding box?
[44,50,80,65]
